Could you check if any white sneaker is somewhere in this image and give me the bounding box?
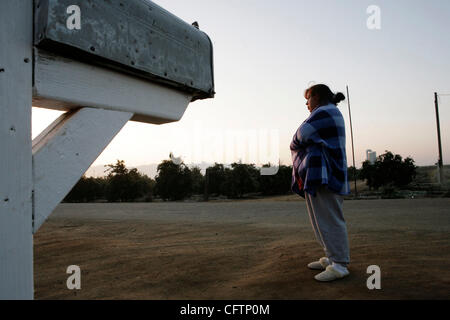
[314,265,350,282]
[307,257,330,270]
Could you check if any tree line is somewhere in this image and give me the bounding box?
[348,151,417,190]
[64,150,417,202]
[64,159,293,202]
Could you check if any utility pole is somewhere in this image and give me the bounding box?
[434,92,445,184]
[347,85,357,197]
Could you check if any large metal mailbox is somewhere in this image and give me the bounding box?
[34,0,215,101]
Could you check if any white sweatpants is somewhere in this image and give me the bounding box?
[305,185,350,265]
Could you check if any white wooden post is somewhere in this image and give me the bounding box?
[32,108,133,232]
[33,50,193,124]
[0,0,34,299]
[1,0,206,300]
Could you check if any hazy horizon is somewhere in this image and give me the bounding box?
[84,160,449,180]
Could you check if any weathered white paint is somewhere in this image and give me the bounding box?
[0,1,34,299]
[1,1,198,300]
[32,49,193,124]
[32,108,133,232]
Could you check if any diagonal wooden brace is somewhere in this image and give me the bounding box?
[32,107,133,233]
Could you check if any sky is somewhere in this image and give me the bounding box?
[32,0,450,175]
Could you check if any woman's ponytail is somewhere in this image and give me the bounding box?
[332,92,346,104]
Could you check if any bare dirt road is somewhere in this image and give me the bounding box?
[34,197,450,299]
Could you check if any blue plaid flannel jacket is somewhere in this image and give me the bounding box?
[290,103,350,197]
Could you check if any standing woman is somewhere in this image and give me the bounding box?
[290,84,351,282]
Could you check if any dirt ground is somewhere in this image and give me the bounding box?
[34,197,450,299]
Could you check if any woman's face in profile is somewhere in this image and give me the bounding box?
[305,90,319,113]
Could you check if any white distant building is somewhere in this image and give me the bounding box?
[366,149,377,164]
